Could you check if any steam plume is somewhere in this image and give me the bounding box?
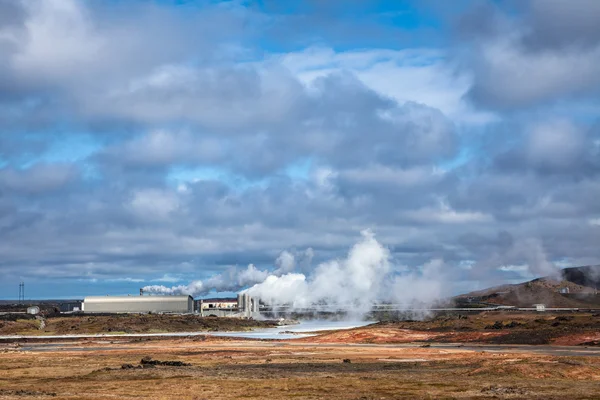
[143,230,567,316]
[142,264,269,296]
[143,230,450,312]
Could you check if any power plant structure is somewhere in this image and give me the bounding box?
[198,298,238,310]
[82,295,194,313]
[80,291,260,318]
[196,293,259,317]
[238,292,260,315]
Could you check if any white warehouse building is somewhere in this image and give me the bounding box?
[83,295,194,314]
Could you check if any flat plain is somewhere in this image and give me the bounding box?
[2,312,600,399]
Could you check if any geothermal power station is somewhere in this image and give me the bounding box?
[80,292,260,318]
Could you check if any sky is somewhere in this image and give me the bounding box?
[1,0,599,300]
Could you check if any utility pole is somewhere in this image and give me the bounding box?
[18,282,24,303]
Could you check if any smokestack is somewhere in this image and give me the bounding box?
[237,293,244,312]
[244,293,250,315]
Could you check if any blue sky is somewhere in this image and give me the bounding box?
[0,0,599,300]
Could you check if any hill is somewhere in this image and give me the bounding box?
[456,265,600,308]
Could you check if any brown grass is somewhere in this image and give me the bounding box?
[1,337,599,399]
[0,315,276,336]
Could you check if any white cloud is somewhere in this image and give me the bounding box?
[498,264,529,272]
[464,1,600,109]
[14,0,104,80]
[526,119,586,168]
[340,165,439,187]
[406,201,494,224]
[277,47,496,124]
[108,277,145,283]
[129,189,179,220]
[151,274,182,283]
[0,163,77,193]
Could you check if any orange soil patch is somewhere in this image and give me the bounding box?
[552,332,600,346]
[295,327,438,343]
[294,326,508,344]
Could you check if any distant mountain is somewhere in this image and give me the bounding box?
[456,265,600,308]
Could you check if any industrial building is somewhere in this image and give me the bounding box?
[81,292,259,317]
[197,293,259,318]
[198,298,238,310]
[83,295,193,313]
[238,293,259,315]
[27,306,40,315]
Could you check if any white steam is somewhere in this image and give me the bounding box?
[144,230,451,312]
[143,230,564,310]
[245,231,392,310]
[142,248,315,297]
[142,264,270,296]
[390,259,446,305]
[473,234,560,280]
[244,231,448,312]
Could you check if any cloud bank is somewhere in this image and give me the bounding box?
[0,0,599,298]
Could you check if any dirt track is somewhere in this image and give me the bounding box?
[10,340,600,358]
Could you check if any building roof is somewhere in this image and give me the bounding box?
[201,298,237,303]
[84,295,192,303]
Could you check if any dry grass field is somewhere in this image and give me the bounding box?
[2,312,600,399]
[2,335,600,399]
